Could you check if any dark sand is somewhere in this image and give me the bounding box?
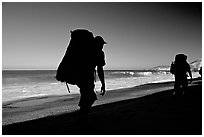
[2,78,202,135]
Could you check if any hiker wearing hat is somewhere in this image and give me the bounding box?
[77,35,107,119]
[94,36,106,96]
[56,29,107,120]
[56,29,107,119]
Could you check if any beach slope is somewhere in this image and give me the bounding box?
[2,78,202,135]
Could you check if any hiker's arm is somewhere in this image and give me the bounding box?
[97,66,105,96]
[189,70,192,80]
[189,71,193,84]
[189,70,192,79]
[188,65,193,83]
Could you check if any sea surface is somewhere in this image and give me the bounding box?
[2,70,199,102]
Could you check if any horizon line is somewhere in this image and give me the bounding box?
[2,68,157,71]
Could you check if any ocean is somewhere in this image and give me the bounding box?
[2,70,199,103]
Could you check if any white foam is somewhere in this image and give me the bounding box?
[50,82,60,85]
[137,72,152,76]
[15,94,47,100]
[3,72,200,103]
[152,79,174,83]
[22,88,28,93]
[112,71,134,75]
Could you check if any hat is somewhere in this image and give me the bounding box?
[95,36,107,44]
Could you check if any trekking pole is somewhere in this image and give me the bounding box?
[65,82,70,93]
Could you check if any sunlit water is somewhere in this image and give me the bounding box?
[2,70,200,102]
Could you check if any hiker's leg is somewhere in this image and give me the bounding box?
[78,84,96,118]
[79,106,90,120]
[182,78,188,95]
[174,78,180,95]
[173,82,178,95]
[174,75,186,96]
[78,96,90,120]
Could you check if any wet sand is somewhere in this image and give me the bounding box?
[2,78,202,135]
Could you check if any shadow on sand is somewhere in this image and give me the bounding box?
[3,79,202,135]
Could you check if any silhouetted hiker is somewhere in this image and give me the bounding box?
[93,36,106,96]
[77,35,106,119]
[56,29,106,119]
[170,54,192,96]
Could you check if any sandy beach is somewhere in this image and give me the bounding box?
[2,78,202,135]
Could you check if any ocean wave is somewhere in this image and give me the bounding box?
[136,72,152,76]
[2,71,177,103]
[151,79,174,83]
[111,71,134,75]
[12,94,47,101]
[108,71,155,78]
[22,88,29,93]
[50,82,60,85]
[3,75,174,102]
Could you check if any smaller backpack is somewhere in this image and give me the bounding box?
[170,54,189,76]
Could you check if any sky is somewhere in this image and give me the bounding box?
[2,2,202,70]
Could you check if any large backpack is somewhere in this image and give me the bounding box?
[56,29,95,92]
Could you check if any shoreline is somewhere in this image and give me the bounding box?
[3,78,200,126]
[2,80,177,126]
[3,72,200,103]
[2,78,202,134]
[2,77,174,103]
[2,76,176,104]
